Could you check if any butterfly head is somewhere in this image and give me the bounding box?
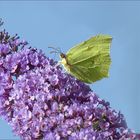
[48,46,68,67]
[60,53,66,59]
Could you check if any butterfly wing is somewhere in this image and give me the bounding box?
[66,35,112,83]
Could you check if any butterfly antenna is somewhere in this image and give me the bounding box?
[57,47,62,54]
[0,18,4,27]
[48,46,61,54]
[48,46,59,51]
[50,50,59,54]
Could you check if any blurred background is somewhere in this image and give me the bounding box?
[0,1,140,139]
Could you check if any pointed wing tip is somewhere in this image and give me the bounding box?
[95,34,112,40]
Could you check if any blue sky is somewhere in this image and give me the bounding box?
[0,1,140,139]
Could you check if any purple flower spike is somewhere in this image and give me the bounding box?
[0,30,138,140]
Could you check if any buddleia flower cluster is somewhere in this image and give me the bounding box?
[0,30,138,140]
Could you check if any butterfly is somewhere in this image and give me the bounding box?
[50,35,112,84]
